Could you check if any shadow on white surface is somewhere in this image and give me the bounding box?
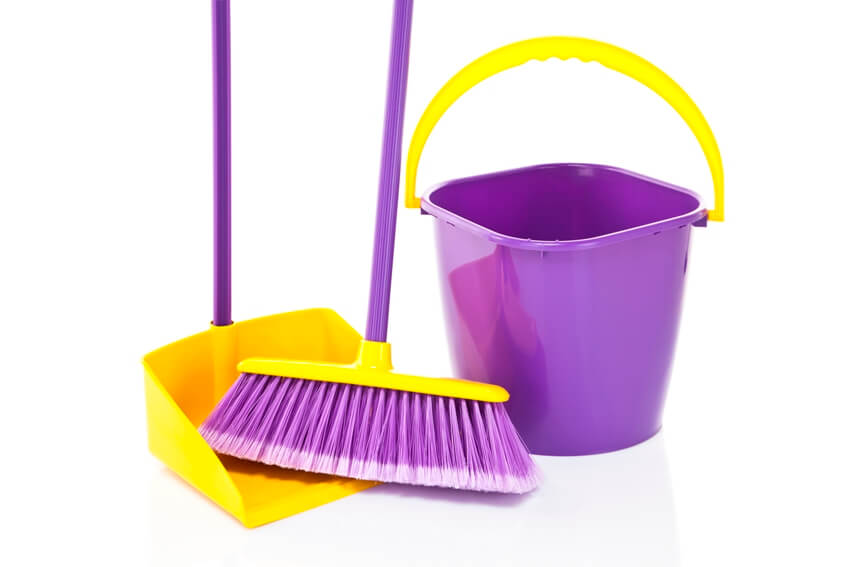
[148,433,679,566]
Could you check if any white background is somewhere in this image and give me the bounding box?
[1,0,848,565]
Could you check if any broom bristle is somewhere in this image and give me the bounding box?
[199,373,540,493]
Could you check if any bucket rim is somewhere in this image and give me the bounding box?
[420,163,707,251]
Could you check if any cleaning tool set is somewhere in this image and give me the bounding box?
[146,5,724,526]
[199,0,540,494]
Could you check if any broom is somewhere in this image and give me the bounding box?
[199,0,539,494]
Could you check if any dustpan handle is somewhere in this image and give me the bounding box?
[404,36,725,222]
[212,0,232,326]
[364,0,414,342]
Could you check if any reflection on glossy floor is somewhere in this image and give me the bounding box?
[149,432,679,566]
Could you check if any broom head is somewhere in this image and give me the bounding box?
[199,340,540,493]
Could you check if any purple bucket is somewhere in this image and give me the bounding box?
[422,163,706,456]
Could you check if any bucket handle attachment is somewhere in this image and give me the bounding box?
[404,36,724,222]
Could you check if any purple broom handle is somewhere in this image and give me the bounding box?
[212,0,232,326]
[365,0,414,342]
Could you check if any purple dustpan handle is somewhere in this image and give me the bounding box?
[212,0,232,326]
[364,0,414,342]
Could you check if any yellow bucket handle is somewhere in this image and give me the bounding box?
[404,36,724,222]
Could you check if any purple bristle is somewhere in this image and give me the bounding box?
[199,374,540,494]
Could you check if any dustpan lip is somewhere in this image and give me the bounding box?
[420,162,706,251]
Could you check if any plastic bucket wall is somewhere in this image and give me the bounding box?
[423,163,705,456]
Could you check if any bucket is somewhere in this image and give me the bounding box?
[404,37,724,456]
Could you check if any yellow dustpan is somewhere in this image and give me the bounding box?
[142,0,375,528]
[143,310,376,528]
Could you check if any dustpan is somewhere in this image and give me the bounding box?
[142,0,375,528]
[143,310,376,528]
